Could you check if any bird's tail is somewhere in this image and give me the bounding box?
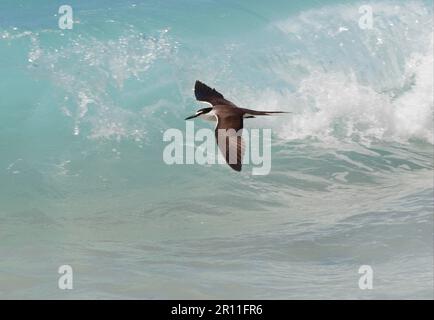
[262,111,290,114]
[242,108,291,116]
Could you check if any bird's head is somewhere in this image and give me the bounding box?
[185,107,212,120]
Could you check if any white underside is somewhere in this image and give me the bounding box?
[196,108,254,132]
[198,111,217,122]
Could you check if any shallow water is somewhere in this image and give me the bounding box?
[0,0,433,299]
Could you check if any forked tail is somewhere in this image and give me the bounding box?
[242,108,291,116]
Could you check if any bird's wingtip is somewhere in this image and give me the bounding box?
[194,80,205,88]
[194,80,224,102]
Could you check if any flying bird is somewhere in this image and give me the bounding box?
[185,80,288,172]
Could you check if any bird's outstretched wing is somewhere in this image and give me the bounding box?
[194,80,235,106]
[215,114,244,172]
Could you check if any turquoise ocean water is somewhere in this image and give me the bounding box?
[0,0,433,299]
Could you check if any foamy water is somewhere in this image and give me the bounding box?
[0,0,432,299]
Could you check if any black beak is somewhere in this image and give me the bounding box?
[185,114,197,120]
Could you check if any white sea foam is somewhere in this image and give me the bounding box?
[16,1,433,146]
[252,1,434,144]
[25,28,176,140]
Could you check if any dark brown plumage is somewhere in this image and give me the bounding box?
[186,80,288,172]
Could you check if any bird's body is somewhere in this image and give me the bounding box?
[185,81,288,171]
[196,106,258,122]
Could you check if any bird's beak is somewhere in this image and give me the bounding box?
[185,114,197,120]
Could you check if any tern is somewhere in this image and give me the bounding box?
[185,80,288,172]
